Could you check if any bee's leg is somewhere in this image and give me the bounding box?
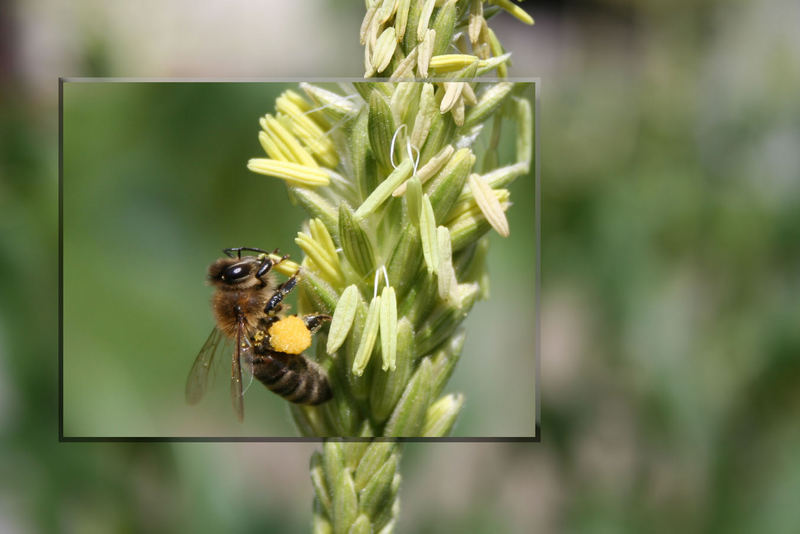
[257,316,280,330]
[301,314,331,334]
[255,250,290,279]
[255,256,274,280]
[264,273,299,315]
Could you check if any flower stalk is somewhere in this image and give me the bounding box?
[248,2,533,531]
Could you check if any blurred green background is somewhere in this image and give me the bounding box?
[60,81,536,438]
[2,0,800,532]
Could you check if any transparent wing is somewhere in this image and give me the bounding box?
[241,352,255,397]
[230,322,254,422]
[185,327,227,405]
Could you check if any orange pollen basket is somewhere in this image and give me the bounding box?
[267,316,312,355]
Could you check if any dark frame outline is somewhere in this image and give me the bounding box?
[58,77,541,443]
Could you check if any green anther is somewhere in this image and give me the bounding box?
[404,176,423,224]
[437,225,458,303]
[352,295,381,377]
[355,159,413,220]
[410,82,436,149]
[419,193,439,274]
[343,294,369,400]
[370,318,414,423]
[379,286,398,371]
[327,285,360,354]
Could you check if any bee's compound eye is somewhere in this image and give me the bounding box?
[222,263,251,282]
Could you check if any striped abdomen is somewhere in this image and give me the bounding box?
[251,351,332,405]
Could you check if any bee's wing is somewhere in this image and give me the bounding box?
[185,327,228,405]
[230,322,255,422]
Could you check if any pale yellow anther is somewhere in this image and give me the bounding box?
[262,115,318,168]
[372,27,398,74]
[247,159,330,187]
[258,131,291,162]
[417,29,435,77]
[440,82,464,113]
[466,173,510,237]
[417,0,436,41]
[429,54,478,72]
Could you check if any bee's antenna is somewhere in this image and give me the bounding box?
[224,247,272,259]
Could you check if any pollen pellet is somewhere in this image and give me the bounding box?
[268,316,312,355]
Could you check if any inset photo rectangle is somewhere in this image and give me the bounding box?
[60,79,539,440]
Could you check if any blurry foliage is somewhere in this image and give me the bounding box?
[540,0,800,532]
[1,0,799,532]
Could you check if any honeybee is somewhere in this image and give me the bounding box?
[185,247,333,421]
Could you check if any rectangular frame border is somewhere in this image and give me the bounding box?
[58,77,541,443]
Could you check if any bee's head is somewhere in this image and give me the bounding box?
[208,257,262,289]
